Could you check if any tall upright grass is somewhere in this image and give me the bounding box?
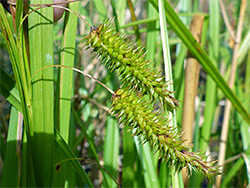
[1,0,250,187]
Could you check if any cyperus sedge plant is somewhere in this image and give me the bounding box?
[84,19,219,178]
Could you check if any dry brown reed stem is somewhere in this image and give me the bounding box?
[126,0,141,45]
[219,0,235,40]
[216,0,247,187]
[181,14,204,185]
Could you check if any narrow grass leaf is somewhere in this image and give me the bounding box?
[159,162,170,188]
[0,3,29,125]
[146,2,158,62]
[158,0,183,186]
[122,126,135,188]
[0,69,22,112]
[120,18,158,29]
[0,6,34,188]
[1,107,20,187]
[200,0,220,156]
[239,52,250,182]
[20,123,37,187]
[93,0,107,20]
[220,157,245,187]
[134,154,145,187]
[148,0,250,125]
[134,139,160,188]
[54,130,94,187]
[191,0,220,184]
[28,1,54,186]
[103,118,119,187]
[15,0,23,34]
[115,0,126,29]
[238,29,250,64]
[72,108,109,187]
[55,0,79,141]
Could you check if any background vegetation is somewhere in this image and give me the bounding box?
[0,0,250,187]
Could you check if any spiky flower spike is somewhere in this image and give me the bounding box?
[84,19,219,178]
[84,19,179,110]
[111,88,219,178]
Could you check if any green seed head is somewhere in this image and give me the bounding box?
[111,89,219,178]
[84,19,219,179]
[84,19,179,110]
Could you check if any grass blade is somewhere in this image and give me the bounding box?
[158,0,183,186]
[103,118,119,187]
[55,0,79,141]
[122,126,135,187]
[134,140,160,188]
[0,69,22,112]
[53,2,79,187]
[0,3,30,125]
[71,108,109,186]
[238,29,250,64]
[28,1,54,186]
[93,0,107,20]
[220,157,245,187]
[1,107,21,187]
[148,0,250,125]
[54,130,94,187]
[239,51,250,183]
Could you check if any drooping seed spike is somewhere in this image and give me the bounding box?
[111,88,219,178]
[84,19,219,180]
[84,19,179,110]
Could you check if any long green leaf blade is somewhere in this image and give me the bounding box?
[55,0,79,141]
[54,130,94,187]
[0,69,22,112]
[103,118,119,187]
[134,140,160,188]
[148,0,250,125]
[1,107,21,187]
[28,1,54,186]
[158,0,183,186]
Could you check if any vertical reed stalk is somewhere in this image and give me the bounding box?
[216,0,247,186]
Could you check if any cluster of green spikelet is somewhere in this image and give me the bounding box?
[84,19,219,178]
